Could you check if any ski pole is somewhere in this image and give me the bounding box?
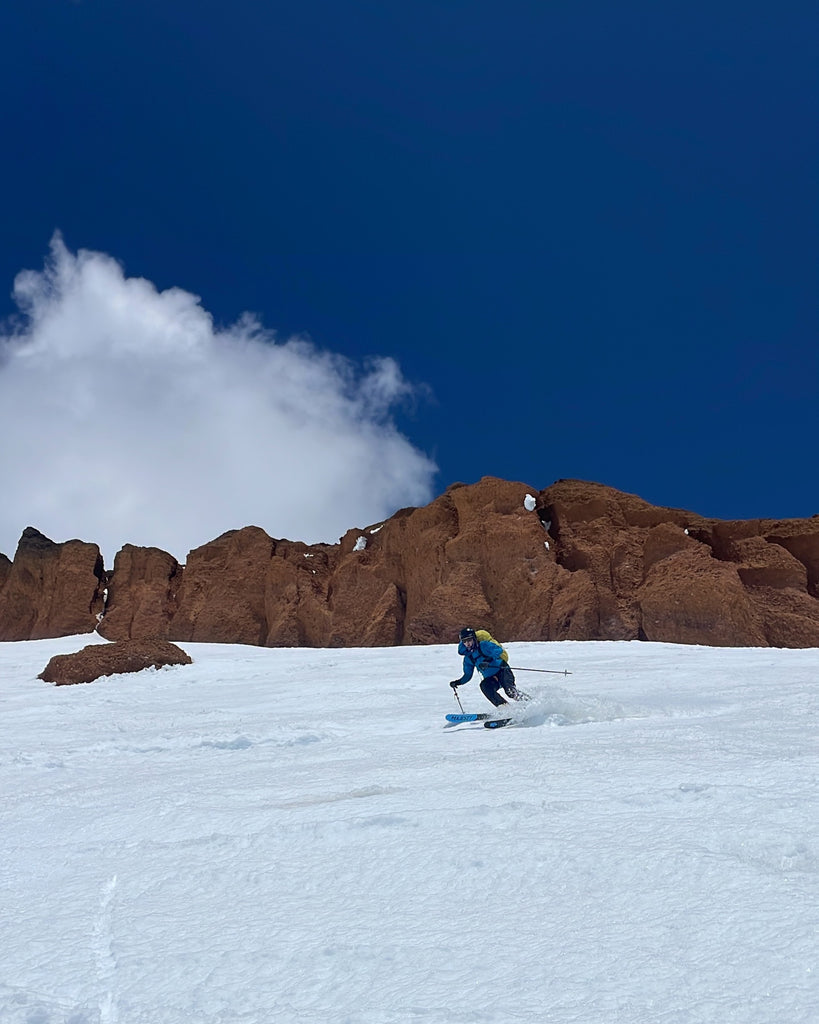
[509,666,572,676]
[453,687,465,713]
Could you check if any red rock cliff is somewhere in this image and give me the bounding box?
[2,479,818,648]
[0,527,105,641]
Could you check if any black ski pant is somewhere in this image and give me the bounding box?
[480,664,526,706]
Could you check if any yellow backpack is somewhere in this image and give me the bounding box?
[475,629,509,663]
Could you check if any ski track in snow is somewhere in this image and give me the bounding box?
[0,636,817,1023]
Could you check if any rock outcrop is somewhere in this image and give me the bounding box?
[0,528,106,641]
[540,479,819,647]
[0,551,11,592]
[3,478,819,648]
[97,545,182,643]
[38,639,192,685]
[100,477,559,647]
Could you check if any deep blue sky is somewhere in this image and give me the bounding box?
[2,1,817,522]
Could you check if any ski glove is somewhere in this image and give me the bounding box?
[449,680,462,689]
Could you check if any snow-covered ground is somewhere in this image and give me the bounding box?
[1,635,817,1024]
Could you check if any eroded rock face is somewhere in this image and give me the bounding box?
[162,478,558,647]
[97,545,181,642]
[38,639,192,685]
[637,547,768,647]
[354,478,559,646]
[170,526,276,645]
[4,478,819,648]
[538,479,819,648]
[0,552,11,591]
[0,528,105,641]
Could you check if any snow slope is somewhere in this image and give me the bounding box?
[1,636,817,1024]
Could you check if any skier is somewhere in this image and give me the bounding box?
[449,627,528,707]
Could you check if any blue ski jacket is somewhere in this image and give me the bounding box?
[454,638,507,685]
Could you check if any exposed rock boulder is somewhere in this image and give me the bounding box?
[0,528,105,641]
[38,639,192,685]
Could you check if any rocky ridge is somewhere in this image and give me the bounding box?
[1,478,818,648]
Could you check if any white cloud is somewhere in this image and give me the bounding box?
[0,235,437,564]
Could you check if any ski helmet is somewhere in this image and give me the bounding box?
[459,627,477,643]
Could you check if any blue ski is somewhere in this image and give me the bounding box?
[484,717,513,729]
[446,712,492,723]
